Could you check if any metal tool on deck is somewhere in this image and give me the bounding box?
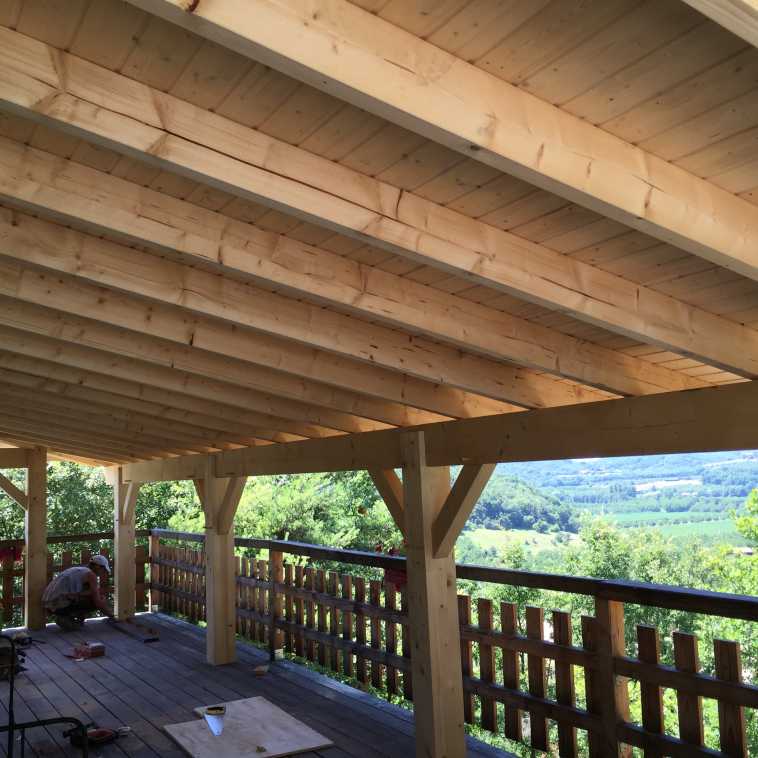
[203,705,226,736]
[0,635,89,757]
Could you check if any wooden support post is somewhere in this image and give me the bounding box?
[24,447,47,630]
[114,474,141,620]
[194,465,247,665]
[401,431,466,758]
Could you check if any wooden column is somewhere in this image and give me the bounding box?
[195,464,247,665]
[114,473,141,620]
[24,447,47,630]
[401,431,466,758]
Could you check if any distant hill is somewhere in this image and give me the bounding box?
[468,475,578,533]
[496,450,758,515]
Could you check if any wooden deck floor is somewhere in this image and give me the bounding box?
[1,613,511,757]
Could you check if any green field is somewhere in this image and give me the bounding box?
[625,518,743,544]
[606,511,728,526]
[466,517,745,558]
[466,527,574,552]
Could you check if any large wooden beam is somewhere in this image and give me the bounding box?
[124,0,758,282]
[0,375,260,450]
[0,224,504,427]
[0,345,313,445]
[0,139,705,397]
[114,474,142,620]
[401,431,465,757]
[0,211,601,411]
[24,446,46,630]
[682,1,758,48]
[119,380,758,482]
[193,462,247,665]
[0,31,753,376]
[0,363,268,448]
[0,312,369,439]
[0,446,29,469]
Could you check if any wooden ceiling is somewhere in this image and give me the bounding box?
[0,0,756,465]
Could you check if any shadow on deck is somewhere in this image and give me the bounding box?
[1,613,512,757]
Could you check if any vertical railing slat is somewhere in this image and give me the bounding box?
[714,638,747,757]
[673,631,704,747]
[553,610,577,757]
[401,585,412,701]
[526,606,548,752]
[478,598,496,733]
[294,564,305,658]
[385,582,398,695]
[637,625,664,758]
[328,571,340,673]
[501,601,522,742]
[581,615,604,758]
[355,576,367,685]
[341,575,353,677]
[458,594,473,724]
[370,580,382,689]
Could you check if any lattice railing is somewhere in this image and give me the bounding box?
[151,530,757,756]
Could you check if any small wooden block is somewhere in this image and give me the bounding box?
[166,697,332,758]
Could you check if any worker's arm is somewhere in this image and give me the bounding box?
[86,569,114,617]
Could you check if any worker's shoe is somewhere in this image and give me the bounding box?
[54,614,84,632]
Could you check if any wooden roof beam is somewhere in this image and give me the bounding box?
[0,381,252,452]
[0,320,350,441]
[0,138,708,397]
[0,211,602,410]
[0,366,268,448]
[124,0,758,281]
[0,435,125,466]
[682,1,758,48]
[0,405,203,458]
[0,420,170,462]
[116,380,758,482]
[0,32,752,376]
[0,447,30,469]
[0,276,502,429]
[0,350,299,446]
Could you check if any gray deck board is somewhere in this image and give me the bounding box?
[0,614,513,757]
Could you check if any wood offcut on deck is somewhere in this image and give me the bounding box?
[0,613,509,758]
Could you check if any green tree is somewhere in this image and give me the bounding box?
[734,488,758,544]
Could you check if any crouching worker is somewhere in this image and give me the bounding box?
[42,554,114,631]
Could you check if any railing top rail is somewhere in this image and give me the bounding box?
[0,529,150,551]
[151,529,758,621]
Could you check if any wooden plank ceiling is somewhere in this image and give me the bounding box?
[0,0,755,466]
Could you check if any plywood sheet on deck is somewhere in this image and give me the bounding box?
[166,696,333,757]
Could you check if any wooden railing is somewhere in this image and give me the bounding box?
[0,530,150,627]
[150,529,757,757]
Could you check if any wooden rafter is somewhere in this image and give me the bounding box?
[0,384,242,453]
[682,1,758,48]
[124,0,758,282]
[0,312,373,439]
[0,370,264,448]
[0,138,706,397]
[0,32,752,377]
[116,380,758,482]
[0,211,604,410]
[0,351,297,445]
